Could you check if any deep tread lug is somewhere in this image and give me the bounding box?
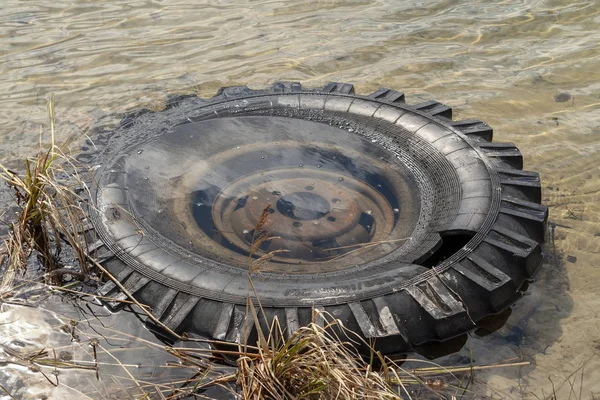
[479,142,523,169]
[216,85,253,98]
[87,240,115,264]
[97,281,117,298]
[458,253,512,291]
[484,226,542,277]
[150,288,179,319]
[446,254,518,314]
[165,94,198,110]
[87,239,104,253]
[160,293,200,331]
[225,305,254,343]
[498,169,542,203]
[94,251,116,265]
[97,266,133,297]
[413,100,452,119]
[372,297,403,336]
[106,273,151,309]
[211,303,234,340]
[485,226,538,257]
[500,197,548,223]
[451,119,493,141]
[407,278,473,340]
[368,88,405,103]
[312,307,326,328]
[349,301,384,338]
[500,197,548,242]
[407,278,464,320]
[321,81,355,94]
[285,307,300,338]
[271,81,303,93]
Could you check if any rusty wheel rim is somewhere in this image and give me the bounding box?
[212,167,396,265]
[169,137,419,273]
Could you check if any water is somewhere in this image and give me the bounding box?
[124,114,409,267]
[1,0,599,398]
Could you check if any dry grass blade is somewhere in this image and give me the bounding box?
[0,383,16,400]
[247,203,288,274]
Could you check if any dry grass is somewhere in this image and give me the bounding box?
[236,316,402,399]
[0,95,91,297]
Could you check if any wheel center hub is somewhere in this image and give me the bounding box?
[276,192,330,221]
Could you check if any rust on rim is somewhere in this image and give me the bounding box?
[212,168,395,265]
[168,136,417,273]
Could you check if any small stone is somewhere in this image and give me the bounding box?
[58,351,73,361]
[554,93,571,103]
[566,255,577,263]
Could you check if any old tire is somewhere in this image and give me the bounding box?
[81,82,548,354]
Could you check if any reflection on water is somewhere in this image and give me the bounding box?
[1,0,599,398]
[125,115,411,268]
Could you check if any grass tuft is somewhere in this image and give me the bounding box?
[0,94,91,297]
[236,315,403,399]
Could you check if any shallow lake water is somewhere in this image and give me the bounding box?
[0,0,599,398]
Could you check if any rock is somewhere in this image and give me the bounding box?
[554,93,571,103]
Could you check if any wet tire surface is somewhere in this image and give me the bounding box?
[80,82,548,354]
